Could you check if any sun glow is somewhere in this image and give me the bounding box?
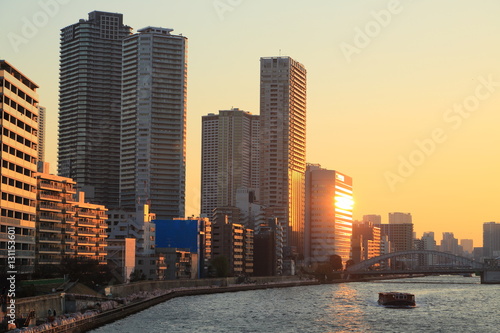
[335,196,354,210]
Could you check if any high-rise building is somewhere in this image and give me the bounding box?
[259,56,306,257]
[305,164,353,264]
[460,239,473,255]
[201,108,259,216]
[376,223,413,252]
[120,27,187,219]
[0,60,39,275]
[421,231,437,265]
[483,222,500,258]
[59,11,132,208]
[351,220,381,264]
[388,212,412,224]
[37,106,46,162]
[440,232,461,256]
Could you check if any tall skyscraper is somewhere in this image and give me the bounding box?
[0,60,39,274]
[483,222,500,258]
[37,106,46,162]
[201,108,260,216]
[59,11,132,208]
[259,56,306,257]
[305,164,353,264]
[120,27,187,219]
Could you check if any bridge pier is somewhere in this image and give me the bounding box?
[480,270,500,284]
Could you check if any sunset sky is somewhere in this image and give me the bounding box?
[2,0,500,247]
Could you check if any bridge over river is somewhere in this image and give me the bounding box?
[345,250,500,284]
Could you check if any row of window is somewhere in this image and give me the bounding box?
[1,191,32,206]
[1,175,33,191]
[2,79,37,105]
[2,142,36,163]
[2,127,36,150]
[1,208,34,221]
[3,95,38,121]
[3,109,37,135]
[1,159,34,177]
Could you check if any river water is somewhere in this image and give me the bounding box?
[90,276,499,333]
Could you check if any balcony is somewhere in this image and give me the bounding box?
[38,236,62,244]
[39,182,64,191]
[38,192,63,202]
[38,224,62,233]
[38,213,62,223]
[38,202,63,212]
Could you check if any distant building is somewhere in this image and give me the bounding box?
[106,205,159,280]
[201,109,260,217]
[363,214,381,224]
[259,56,307,258]
[59,11,132,208]
[156,248,198,280]
[212,218,253,276]
[460,239,473,255]
[421,232,437,265]
[37,106,46,162]
[376,223,413,252]
[35,163,77,267]
[351,221,381,264]
[154,217,212,278]
[254,218,284,276]
[120,26,187,219]
[388,212,412,224]
[440,232,462,257]
[72,192,108,264]
[305,164,353,265]
[483,222,500,258]
[0,60,39,275]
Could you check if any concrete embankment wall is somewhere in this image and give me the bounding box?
[108,275,303,298]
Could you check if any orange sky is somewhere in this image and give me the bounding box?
[2,0,500,247]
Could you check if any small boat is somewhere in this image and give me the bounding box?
[378,292,416,307]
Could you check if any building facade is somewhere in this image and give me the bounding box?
[37,106,46,163]
[201,108,260,217]
[305,164,353,265]
[483,222,500,258]
[376,223,414,253]
[35,163,77,266]
[212,219,253,276]
[72,192,108,264]
[351,220,381,264]
[259,56,307,257]
[120,27,187,219]
[59,11,132,208]
[0,60,39,275]
[154,217,212,278]
[388,212,412,224]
